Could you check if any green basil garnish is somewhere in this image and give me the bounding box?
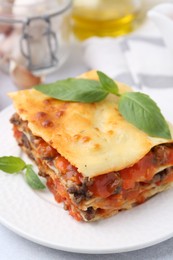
[35,78,108,103]
[0,156,26,173]
[34,71,172,139]
[97,71,120,95]
[0,156,45,190]
[25,165,45,190]
[119,92,171,139]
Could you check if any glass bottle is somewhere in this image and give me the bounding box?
[0,0,72,75]
[72,0,143,40]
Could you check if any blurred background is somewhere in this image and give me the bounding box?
[0,0,173,105]
[1,1,173,259]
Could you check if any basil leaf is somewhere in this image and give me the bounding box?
[35,78,108,103]
[33,71,171,139]
[118,92,172,139]
[0,156,26,174]
[25,165,45,190]
[97,71,120,96]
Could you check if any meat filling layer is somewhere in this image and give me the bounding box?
[10,113,173,221]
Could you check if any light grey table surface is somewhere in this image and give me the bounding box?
[1,41,173,260]
[0,43,173,260]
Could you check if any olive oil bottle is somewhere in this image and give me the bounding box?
[72,0,143,40]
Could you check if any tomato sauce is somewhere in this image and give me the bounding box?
[89,172,121,198]
[161,172,173,185]
[89,146,173,199]
[47,177,82,221]
[13,122,173,217]
[37,140,58,159]
[54,156,83,184]
[120,152,155,190]
[13,126,22,139]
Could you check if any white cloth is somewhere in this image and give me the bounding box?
[82,19,173,90]
[82,17,173,125]
[1,5,173,260]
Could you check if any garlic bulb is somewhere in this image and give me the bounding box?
[0,0,14,34]
[12,0,62,69]
[10,60,43,89]
[0,0,71,77]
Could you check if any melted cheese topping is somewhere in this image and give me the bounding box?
[9,70,173,177]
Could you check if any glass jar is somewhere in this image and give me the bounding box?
[0,0,72,75]
[72,0,143,40]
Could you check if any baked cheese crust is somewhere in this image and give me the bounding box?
[9,70,173,178]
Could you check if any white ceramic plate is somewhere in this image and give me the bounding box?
[1,105,173,254]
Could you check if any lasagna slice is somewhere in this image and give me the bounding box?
[9,71,173,222]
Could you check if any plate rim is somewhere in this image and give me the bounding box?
[0,105,173,254]
[1,214,173,254]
